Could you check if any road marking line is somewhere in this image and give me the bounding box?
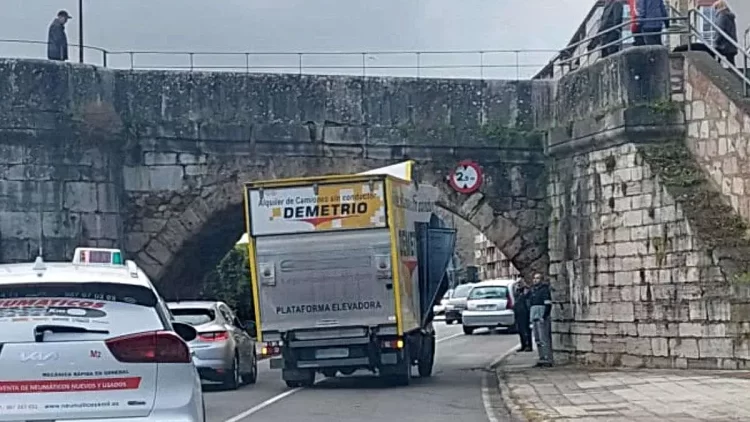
[221,386,304,422]
[481,343,520,422]
[221,331,468,422]
[436,331,463,344]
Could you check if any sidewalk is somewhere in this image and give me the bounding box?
[496,350,750,422]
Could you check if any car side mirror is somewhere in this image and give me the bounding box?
[245,321,257,338]
[172,322,197,342]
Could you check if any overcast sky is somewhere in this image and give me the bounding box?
[1,0,595,78]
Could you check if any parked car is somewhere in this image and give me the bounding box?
[433,289,454,316]
[461,279,518,335]
[0,248,205,421]
[444,283,476,325]
[168,301,258,390]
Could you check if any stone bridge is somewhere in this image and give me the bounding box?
[0,59,550,295]
[4,44,750,369]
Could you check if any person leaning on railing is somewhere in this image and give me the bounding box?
[713,0,738,66]
[588,0,624,58]
[636,0,669,46]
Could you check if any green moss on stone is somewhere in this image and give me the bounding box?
[396,122,543,149]
[640,141,749,249]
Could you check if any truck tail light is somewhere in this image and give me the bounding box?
[261,341,283,356]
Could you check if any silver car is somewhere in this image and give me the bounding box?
[168,301,257,390]
[461,279,518,335]
[444,283,476,325]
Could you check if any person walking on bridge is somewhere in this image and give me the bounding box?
[47,10,71,61]
[589,0,624,58]
[529,272,553,367]
[636,0,669,45]
[713,1,738,67]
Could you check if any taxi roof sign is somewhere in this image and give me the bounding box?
[73,247,124,265]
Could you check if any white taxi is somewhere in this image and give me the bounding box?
[0,248,205,422]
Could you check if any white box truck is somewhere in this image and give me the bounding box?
[242,164,456,387]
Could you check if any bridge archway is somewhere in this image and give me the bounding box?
[125,158,547,297]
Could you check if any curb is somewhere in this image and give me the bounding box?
[488,345,528,422]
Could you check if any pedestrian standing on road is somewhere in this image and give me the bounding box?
[588,0,624,58]
[513,279,533,352]
[635,0,669,46]
[529,272,553,367]
[713,1,738,67]
[47,10,71,61]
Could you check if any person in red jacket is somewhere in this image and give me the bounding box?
[627,0,644,46]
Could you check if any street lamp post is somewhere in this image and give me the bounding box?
[78,0,84,63]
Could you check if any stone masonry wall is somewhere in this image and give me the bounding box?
[548,47,750,369]
[549,142,750,369]
[0,60,124,262]
[682,54,750,224]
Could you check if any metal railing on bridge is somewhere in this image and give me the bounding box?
[544,9,750,97]
[0,39,556,80]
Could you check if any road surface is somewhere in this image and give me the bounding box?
[202,322,519,422]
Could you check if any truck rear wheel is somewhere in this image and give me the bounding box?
[417,334,435,378]
[383,344,411,386]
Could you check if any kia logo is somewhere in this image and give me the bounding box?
[20,351,59,362]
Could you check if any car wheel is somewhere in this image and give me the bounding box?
[445,319,454,325]
[245,353,258,385]
[222,355,241,390]
[463,326,474,335]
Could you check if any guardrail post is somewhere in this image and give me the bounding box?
[515,50,520,80]
[361,53,366,78]
[102,50,107,68]
[189,53,194,71]
[245,53,250,73]
[298,53,303,75]
[129,52,134,69]
[416,52,420,78]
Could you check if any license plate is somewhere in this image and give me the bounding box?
[478,305,496,310]
[315,348,349,359]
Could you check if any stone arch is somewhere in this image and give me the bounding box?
[128,157,547,297]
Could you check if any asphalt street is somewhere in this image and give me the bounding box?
[202,321,519,422]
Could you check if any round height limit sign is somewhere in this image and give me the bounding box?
[448,160,483,194]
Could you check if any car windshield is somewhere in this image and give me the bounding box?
[468,286,509,300]
[452,284,474,298]
[171,308,216,326]
[443,289,453,299]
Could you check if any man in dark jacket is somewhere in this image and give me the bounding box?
[513,280,533,352]
[47,10,71,61]
[589,0,624,58]
[529,272,553,367]
[636,0,669,46]
[713,1,738,67]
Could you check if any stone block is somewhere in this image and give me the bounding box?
[178,153,207,165]
[124,232,151,253]
[651,338,669,357]
[42,212,81,239]
[678,322,703,337]
[144,238,172,265]
[63,182,98,212]
[0,212,41,240]
[669,338,699,359]
[97,183,119,213]
[144,152,177,166]
[81,214,119,240]
[698,338,735,359]
[148,166,184,191]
